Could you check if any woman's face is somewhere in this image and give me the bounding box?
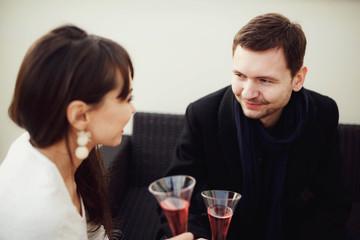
[87,72,136,147]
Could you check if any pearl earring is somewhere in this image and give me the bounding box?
[75,131,91,159]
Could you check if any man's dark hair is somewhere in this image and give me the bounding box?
[233,13,307,77]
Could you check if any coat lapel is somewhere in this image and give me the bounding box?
[217,86,243,190]
[284,91,320,200]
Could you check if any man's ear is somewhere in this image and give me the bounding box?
[292,66,307,92]
[67,100,91,130]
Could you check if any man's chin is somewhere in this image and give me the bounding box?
[241,107,264,120]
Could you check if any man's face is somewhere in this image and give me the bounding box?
[232,46,303,128]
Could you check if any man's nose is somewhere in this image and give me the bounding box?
[242,80,259,99]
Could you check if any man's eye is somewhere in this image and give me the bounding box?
[235,73,245,79]
[260,79,271,84]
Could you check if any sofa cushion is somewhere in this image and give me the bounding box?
[114,186,160,240]
[339,124,360,202]
[338,124,360,238]
[103,135,132,216]
[130,112,185,186]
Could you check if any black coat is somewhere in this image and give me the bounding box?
[163,86,351,240]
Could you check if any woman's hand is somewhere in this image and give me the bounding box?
[168,233,194,240]
[168,232,207,240]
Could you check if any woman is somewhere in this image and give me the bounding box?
[0,25,195,240]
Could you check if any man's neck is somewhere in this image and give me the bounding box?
[260,109,283,131]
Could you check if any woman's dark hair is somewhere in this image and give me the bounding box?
[8,24,134,239]
[233,13,307,77]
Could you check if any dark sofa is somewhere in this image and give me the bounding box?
[102,112,360,240]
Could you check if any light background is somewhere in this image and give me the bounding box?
[1,0,360,163]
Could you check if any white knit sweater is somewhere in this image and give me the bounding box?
[0,132,108,240]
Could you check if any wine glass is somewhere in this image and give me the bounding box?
[148,175,196,236]
[201,190,241,240]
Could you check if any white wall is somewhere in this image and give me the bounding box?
[1,0,360,162]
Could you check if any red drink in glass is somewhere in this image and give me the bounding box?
[208,205,233,240]
[160,197,190,236]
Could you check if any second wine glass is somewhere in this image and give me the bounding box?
[149,175,196,236]
[201,190,241,240]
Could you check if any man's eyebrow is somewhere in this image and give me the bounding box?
[232,70,280,82]
[232,69,244,74]
[256,75,279,81]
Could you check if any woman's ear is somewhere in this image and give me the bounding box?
[67,100,91,130]
[292,66,307,92]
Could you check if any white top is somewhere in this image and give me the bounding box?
[0,132,108,240]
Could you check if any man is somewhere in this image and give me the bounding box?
[159,13,351,240]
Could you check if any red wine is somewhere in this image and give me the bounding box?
[160,197,189,236]
[208,205,233,240]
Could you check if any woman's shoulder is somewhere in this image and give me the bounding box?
[0,133,65,199]
[0,185,86,239]
[0,133,87,239]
